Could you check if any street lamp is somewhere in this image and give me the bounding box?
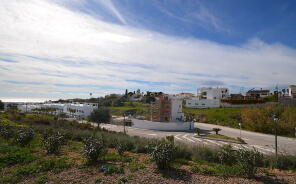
[238,122,242,139]
[273,114,279,165]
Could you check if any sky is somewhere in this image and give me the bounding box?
[0,0,296,101]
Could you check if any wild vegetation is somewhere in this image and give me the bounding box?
[1,110,296,183]
[184,105,296,137]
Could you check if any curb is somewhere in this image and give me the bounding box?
[194,135,246,144]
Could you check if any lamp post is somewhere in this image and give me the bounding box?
[123,113,126,134]
[273,114,279,165]
[238,122,242,139]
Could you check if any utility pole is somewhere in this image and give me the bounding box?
[239,122,242,139]
[123,113,126,134]
[273,114,279,166]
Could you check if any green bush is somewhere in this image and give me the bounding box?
[83,136,106,163]
[191,164,216,175]
[150,142,175,169]
[42,131,65,154]
[15,128,34,146]
[218,144,237,165]
[0,124,15,139]
[116,142,127,156]
[236,148,263,177]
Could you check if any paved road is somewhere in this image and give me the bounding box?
[99,123,296,155]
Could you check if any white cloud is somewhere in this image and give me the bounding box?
[0,0,296,99]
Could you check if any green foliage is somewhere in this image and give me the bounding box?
[212,128,222,135]
[15,128,34,146]
[42,131,65,154]
[83,136,106,163]
[116,142,127,156]
[217,144,237,165]
[236,148,263,177]
[150,142,175,169]
[89,107,111,124]
[183,107,242,128]
[195,128,202,135]
[242,105,296,136]
[24,114,54,125]
[0,148,36,168]
[37,157,71,173]
[102,152,133,162]
[191,164,216,175]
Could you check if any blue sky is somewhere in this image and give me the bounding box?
[0,0,296,101]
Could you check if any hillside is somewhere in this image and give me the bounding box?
[1,110,296,184]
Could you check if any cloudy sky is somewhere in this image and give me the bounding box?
[1,0,296,101]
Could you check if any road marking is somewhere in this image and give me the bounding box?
[251,145,275,153]
[191,137,209,145]
[147,133,157,136]
[174,134,183,141]
[205,139,223,146]
[182,134,195,143]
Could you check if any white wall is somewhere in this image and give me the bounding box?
[170,97,184,121]
[132,119,194,131]
[185,98,220,108]
[198,87,229,100]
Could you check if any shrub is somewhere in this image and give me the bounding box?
[42,131,65,154]
[212,128,222,135]
[150,142,175,169]
[195,128,202,135]
[15,128,34,146]
[116,142,127,156]
[236,148,263,177]
[83,136,106,163]
[191,164,216,175]
[218,144,237,165]
[0,124,14,139]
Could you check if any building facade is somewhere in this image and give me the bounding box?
[246,89,270,98]
[151,95,184,122]
[185,87,229,108]
[197,87,229,100]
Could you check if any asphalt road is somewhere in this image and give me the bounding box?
[99,122,296,155]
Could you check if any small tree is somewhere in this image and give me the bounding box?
[83,137,106,163]
[150,142,175,170]
[212,128,222,135]
[42,131,65,154]
[195,128,202,136]
[236,148,263,178]
[89,107,111,124]
[15,128,34,146]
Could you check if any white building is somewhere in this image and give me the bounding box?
[198,87,229,100]
[169,96,184,122]
[17,102,98,119]
[175,92,195,99]
[185,98,220,108]
[185,87,229,108]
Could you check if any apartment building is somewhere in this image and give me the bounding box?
[151,95,184,122]
[246,89,270,98]
[185,87,229,108]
